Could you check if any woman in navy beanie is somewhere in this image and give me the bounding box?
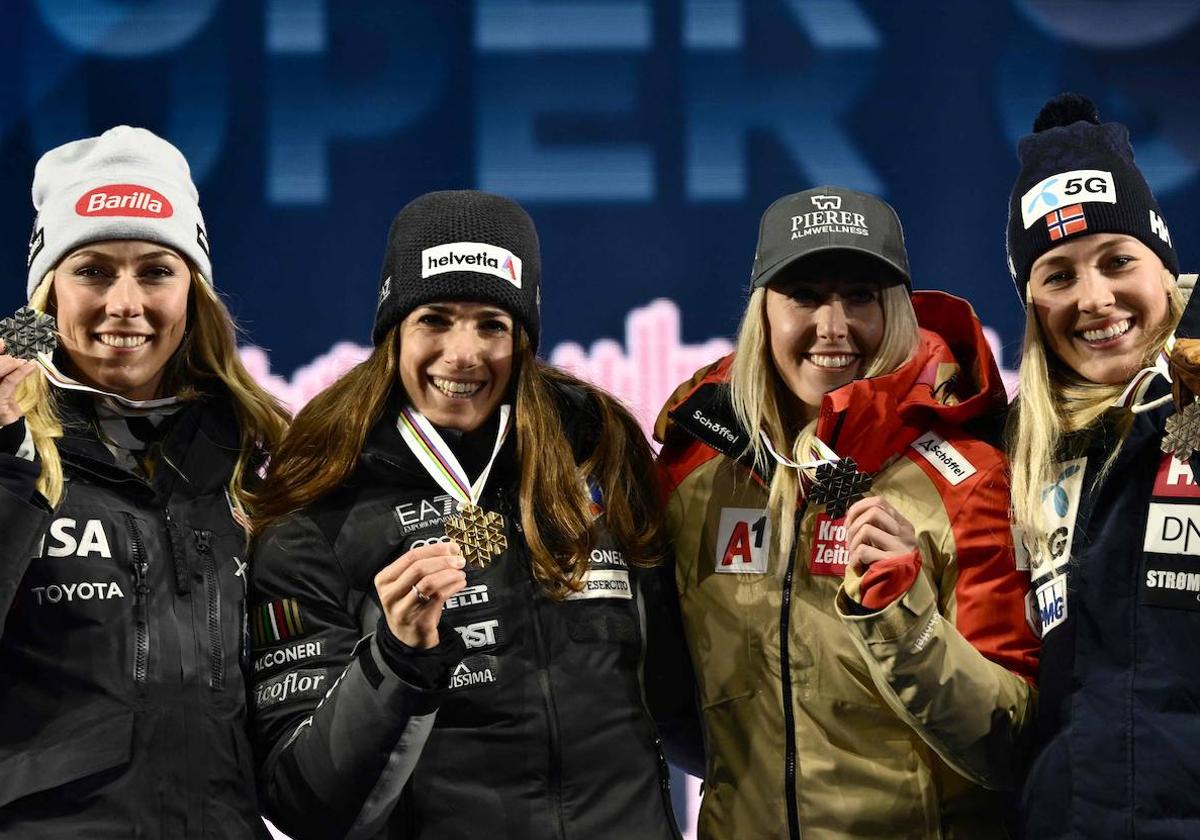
[1004,93,1200,838]
[248,190,693,839]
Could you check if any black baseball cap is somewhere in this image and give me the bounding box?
[750,186,911,290]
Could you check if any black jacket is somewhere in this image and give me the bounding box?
[1021,376,1200,839]
[0,391,264,839]
[251,387,684,840]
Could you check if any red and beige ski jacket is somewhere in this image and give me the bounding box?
[656,291,1039,840]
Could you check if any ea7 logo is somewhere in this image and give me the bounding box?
[395,495,457,536]
[35,518,113,559]
[454,619,501,649]
[810,194,842,210]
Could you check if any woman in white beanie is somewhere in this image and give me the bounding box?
[0,126,287,838]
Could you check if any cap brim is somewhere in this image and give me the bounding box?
[752,245,910,291]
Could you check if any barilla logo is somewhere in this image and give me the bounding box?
[422,241,522,289]
[809,513,850,576]
[75,184,173,218]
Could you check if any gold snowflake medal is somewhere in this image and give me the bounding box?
[396,404,514,570]
[444,503,508,569]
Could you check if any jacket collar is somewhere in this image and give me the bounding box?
[665,291,1006,475]
[55,385,243,500]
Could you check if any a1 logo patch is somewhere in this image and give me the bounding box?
[809,513,849,576]
[714,508,770,574]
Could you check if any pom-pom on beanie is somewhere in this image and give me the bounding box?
[1006,92,1178,299]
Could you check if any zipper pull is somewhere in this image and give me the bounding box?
[194,529,212,554]
[131,560,149,623]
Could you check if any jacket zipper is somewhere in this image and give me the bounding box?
[196,529,224,691]
[528,603,567,840]
[780,507,804,840]
[124,513,150,689]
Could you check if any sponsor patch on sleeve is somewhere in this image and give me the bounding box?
[808,513,849,577]
[253,640,325,674]
[1026,457,1087,577]
[251,598,306,647]
[909,431,976,486]
[714,508,770,574]
[1035,575,1068,637]
[564,569,633,600]
[254,668,327,711]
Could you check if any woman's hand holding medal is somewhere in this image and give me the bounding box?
[844,496,918,574]
[374,539,468,649]
[0,339,38,428]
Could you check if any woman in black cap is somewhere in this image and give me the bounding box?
[249,190,689,839]
[1004,93,1199,837]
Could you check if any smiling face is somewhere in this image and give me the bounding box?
[1029,234,1172,386]
[765,266,887,421]
[398,301,515,431]
[52,240,192,401]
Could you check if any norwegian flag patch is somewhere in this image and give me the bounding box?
[1045,204,1088,241]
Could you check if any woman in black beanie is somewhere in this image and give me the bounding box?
[1004,94,1200,837]
[248,190,692,839]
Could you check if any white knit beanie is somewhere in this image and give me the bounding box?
[26,125,212,299]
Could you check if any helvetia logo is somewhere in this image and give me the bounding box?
[75,184,173,218]
[422,242,522,288]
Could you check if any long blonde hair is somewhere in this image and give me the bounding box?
[728,282,919,558]
[16,271,289,522]
[1008,271,1183,551]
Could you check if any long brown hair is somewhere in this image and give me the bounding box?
[254,329,664,597]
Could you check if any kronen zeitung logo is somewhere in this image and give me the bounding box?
[790,194,869,240]
[422,241,522,288]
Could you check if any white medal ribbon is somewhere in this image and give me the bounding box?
[396,404,512,508]
[759,430,840,471]
[37,353,182,411]
[1117,336,1174,415]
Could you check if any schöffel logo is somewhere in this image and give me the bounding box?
[810,194,842,210]
[75,184,173,218]
[422,241,522,289]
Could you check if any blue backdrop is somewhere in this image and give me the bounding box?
[4,0,1200,387]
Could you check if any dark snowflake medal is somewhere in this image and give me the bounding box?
[0,306,56,361]
[444,503,507,569]
[809,458,873,519]
[1162,401,1200,460]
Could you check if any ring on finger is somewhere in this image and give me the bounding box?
[412,584,432,605]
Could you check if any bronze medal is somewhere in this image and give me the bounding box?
[809,457,873,519]
[1163,400,1200,460]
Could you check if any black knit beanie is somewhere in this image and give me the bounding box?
[1006,93,1179,299]
[373,190,541,346]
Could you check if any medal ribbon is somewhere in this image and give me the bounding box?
[396,404,513,508]
[37,354,182,411]
[1115,335,1174,414]
[759,430,840,471]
